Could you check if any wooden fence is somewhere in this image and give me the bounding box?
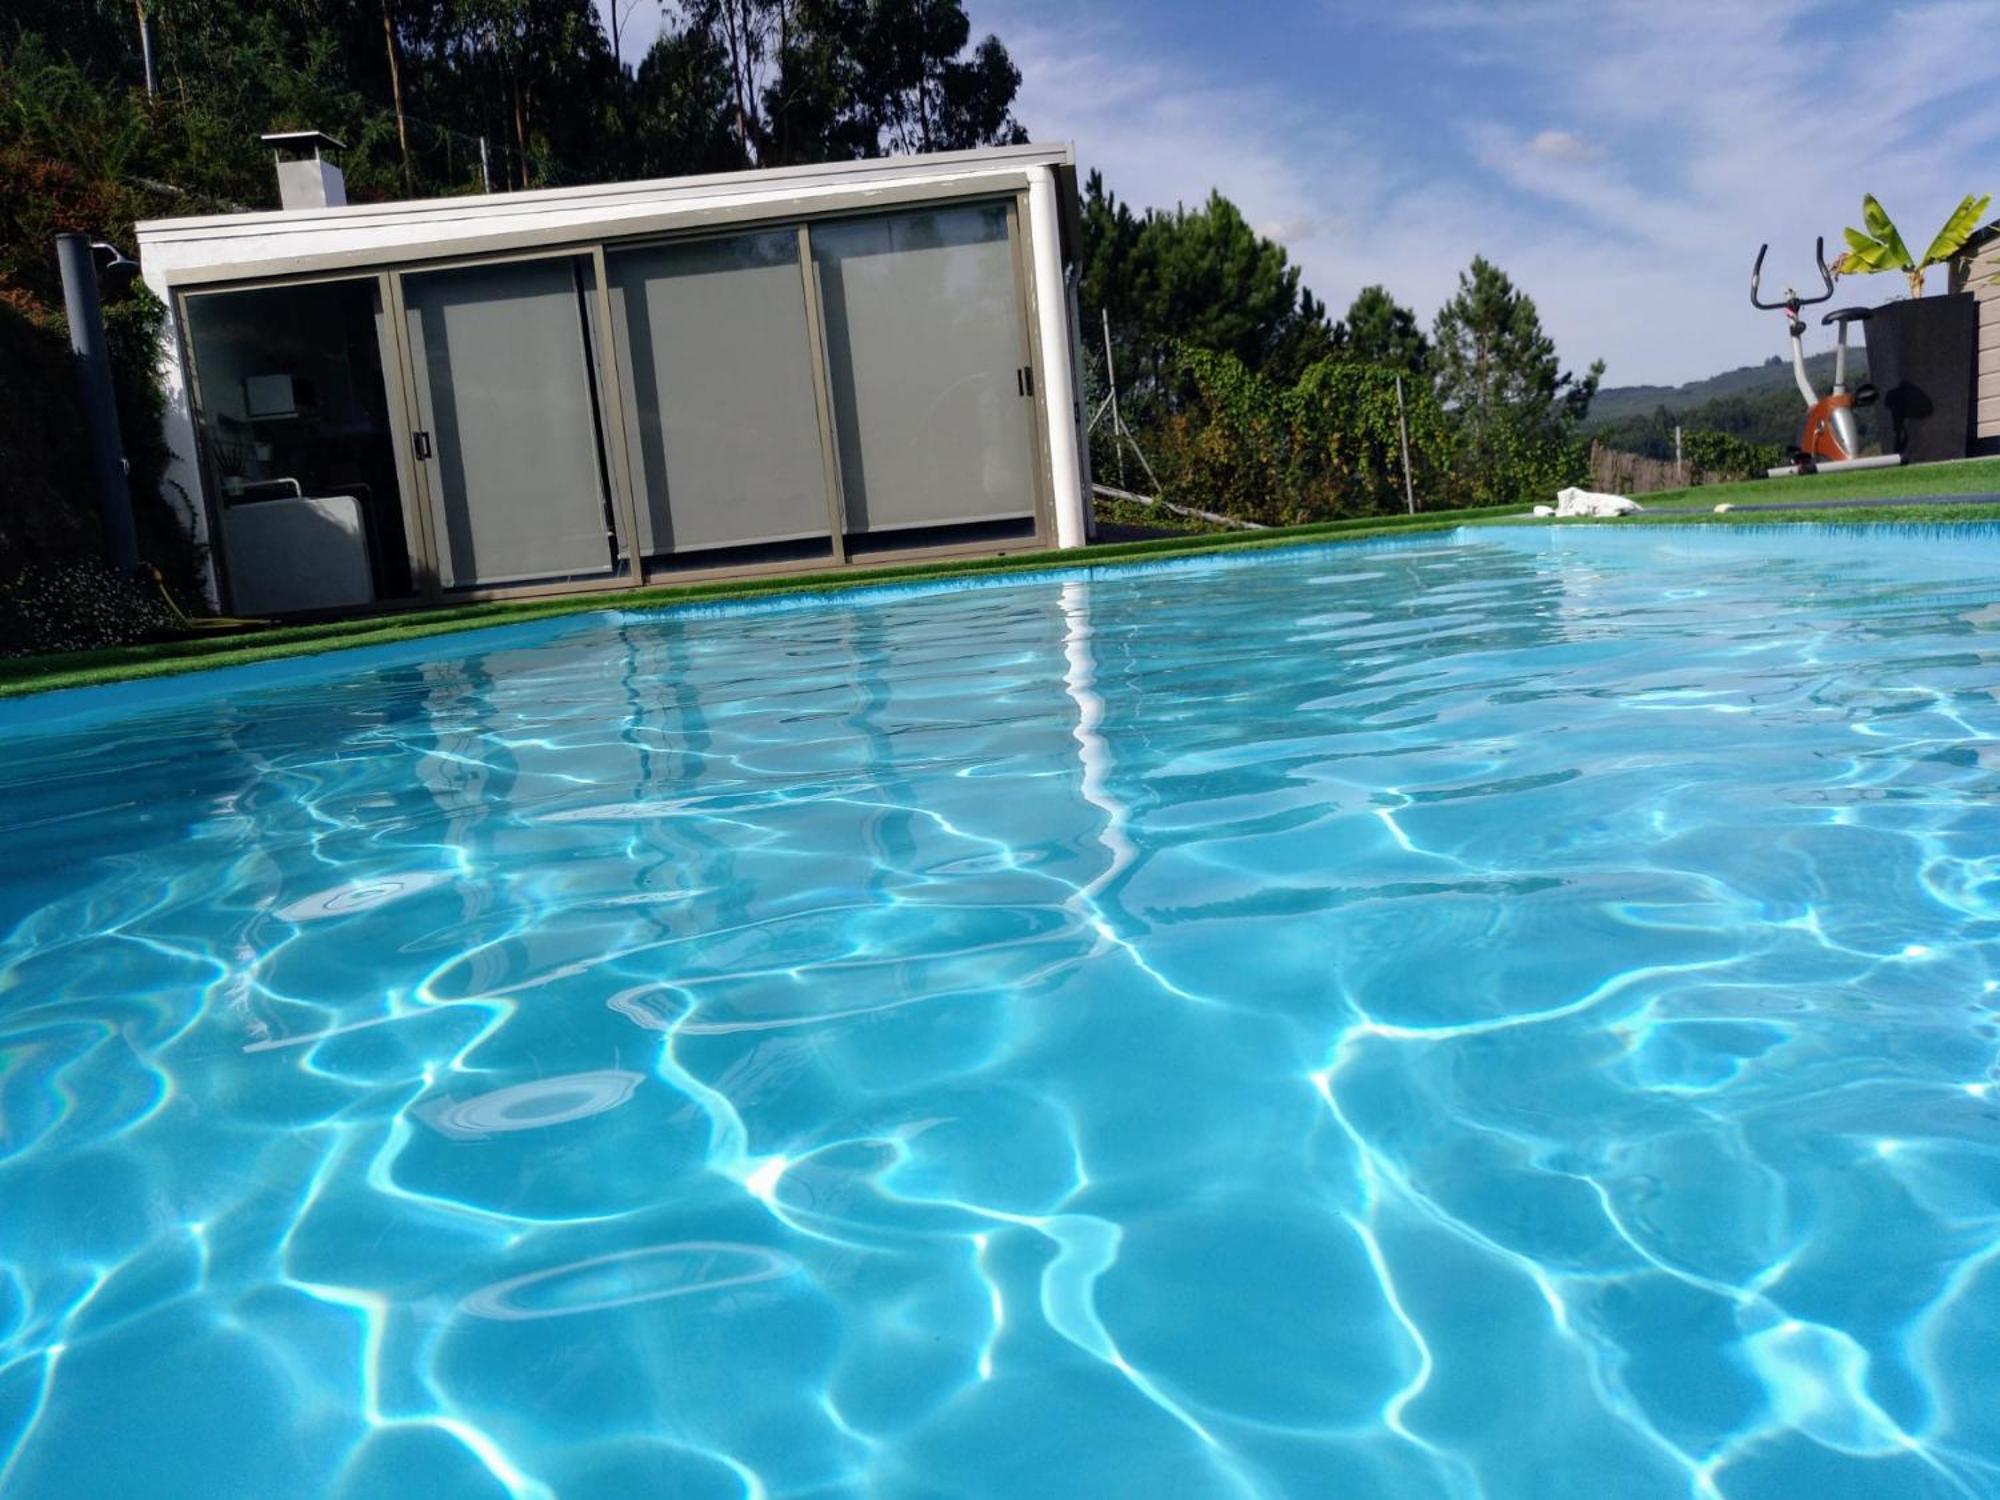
[1588,442,1688,495]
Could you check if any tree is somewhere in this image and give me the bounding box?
[1077,182,1339,390]
[1268,286,1339,383]
[433,0,623,188]
[1833,191,1991,298]
[1432,256,1599,418]
[1335,284,1427,374]
[625,23,748,178]
[1430,256,1602,503]
[1075,169,1144,356]
[1135,192,1307,376]
[1157,344,1455,526]
[669,0,1027,167]
[852,0,1026,155]
[683,0,772,160]
[1075,174,1353,485]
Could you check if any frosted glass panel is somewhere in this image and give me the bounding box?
[607,232,828,554]
[402,258,614,588]
[812,204,1037,533]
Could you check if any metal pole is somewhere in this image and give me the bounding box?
[1100,307,1126,489]
[56,234,140,576]
[1395,373,1416,514]
[135,3,157,97]
[478,135,491,193]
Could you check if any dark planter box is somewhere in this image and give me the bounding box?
[1865,291,1977,463]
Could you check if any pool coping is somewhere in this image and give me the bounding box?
[6,501,2000,704]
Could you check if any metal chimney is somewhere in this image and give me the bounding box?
[261,130,347,210]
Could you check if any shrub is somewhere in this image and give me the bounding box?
[1159,345,1456,525]
[0,560,177,657]
[1451,407,1590,508]
[1683,429,1781,484]
[0,295,97,570]
[0,278,202,599]
[1288,358,1456,514]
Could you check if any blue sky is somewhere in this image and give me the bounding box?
[609,0,2000,386]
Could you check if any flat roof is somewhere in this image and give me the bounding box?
[137,141,1073,241]
[134,141,1080,291]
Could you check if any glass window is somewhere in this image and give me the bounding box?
[184,279,414,610]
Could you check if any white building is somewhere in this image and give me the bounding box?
[135,141,1091,617]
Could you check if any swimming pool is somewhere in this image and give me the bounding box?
[2,525,1997,1498]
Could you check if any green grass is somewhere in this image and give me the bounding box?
[1620,502,2000,527]
[1627,455,2000,510]
[9,457,1999,703]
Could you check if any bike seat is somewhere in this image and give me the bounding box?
[1822,307,1872,326]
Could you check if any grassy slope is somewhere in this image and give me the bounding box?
[9,460,2000,701]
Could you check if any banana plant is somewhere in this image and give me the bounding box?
[1832,192,1992,297]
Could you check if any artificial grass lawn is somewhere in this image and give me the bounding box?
[9,459,2000,702]
[1626,455,2000,511]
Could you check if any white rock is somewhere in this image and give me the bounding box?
[1531,504,1555,517]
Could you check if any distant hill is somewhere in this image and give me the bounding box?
[1589,352,1860,427]
[1586,350,1873,458]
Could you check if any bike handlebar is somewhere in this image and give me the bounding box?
[1751,236,1836,310]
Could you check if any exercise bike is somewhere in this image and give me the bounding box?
[1750,237,1901,478]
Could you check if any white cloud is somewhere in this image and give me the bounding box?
[1526,130,1594,163]
[600,0,1999,384]
[984,9,1497,351]
[976,0,2000,386]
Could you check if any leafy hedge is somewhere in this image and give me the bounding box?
[1156,346,1446,526]
[1155,344,1587,523]
[1682,428,1783,484]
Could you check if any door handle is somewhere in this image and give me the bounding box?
[412,430,432,460]
[1017,366,1035,398]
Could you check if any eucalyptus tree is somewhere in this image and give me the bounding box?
[669,0,1027,165]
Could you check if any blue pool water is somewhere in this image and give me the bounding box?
[3,525,1999,1499]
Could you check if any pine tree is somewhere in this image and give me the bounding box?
[1431,256,1600,420]
[1430,256,1603,503]
[1335,285,1428,374]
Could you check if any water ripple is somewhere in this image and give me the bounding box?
[3,525,2000,1497]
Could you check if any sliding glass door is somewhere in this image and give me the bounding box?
[182,276,418,613]
[810,202,1040,536]
[400,256,621,590]
[605,230,833,561]
[186,196,1051,614]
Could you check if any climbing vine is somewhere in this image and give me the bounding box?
[1159,344,1459,526]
